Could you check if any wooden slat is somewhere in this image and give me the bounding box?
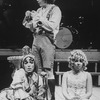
[0,49,22,56]
[0,49,100,61]
[55,49,100,61]
[55,71,100,75]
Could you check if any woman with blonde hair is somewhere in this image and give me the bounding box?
[62,49,93,100]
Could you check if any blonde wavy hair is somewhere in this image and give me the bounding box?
[68,50,88,70]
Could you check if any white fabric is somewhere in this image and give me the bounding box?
[10,68,43,99]
[67,71,87,98]
[23,4,62,39]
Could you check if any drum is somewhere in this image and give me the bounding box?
[55,27,78,49]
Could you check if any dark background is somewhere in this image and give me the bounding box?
[0,0,100,49]
[0,0,100,90]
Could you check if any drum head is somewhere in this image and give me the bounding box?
[55,27,73,49]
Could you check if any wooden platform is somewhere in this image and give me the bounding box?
[55,86,100,100]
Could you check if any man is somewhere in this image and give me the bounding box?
[23,0,62,100]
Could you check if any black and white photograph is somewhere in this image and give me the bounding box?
[0,0,100,100]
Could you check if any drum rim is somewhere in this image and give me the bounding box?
[55,27,73,49]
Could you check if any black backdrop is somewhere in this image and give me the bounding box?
[0,0,100,49]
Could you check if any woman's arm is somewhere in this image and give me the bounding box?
[10,69,25,89]
[62,72,72,100]
[81,72,93,99]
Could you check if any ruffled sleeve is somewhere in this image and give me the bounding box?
[10,68,25,89]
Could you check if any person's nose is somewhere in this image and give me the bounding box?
[77,63,80,65]
[27,64,31,68]
[76,62,81,65]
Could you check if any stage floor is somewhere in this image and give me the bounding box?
[55,86,100,100]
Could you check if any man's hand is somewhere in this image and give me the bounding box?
[40,71,47,77]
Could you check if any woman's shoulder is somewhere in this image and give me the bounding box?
[83,71,91,75]
[83,71,92,79]
[14,68,25,76]
[63,71,71,77]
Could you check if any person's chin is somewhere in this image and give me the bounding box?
[74,69,80,73]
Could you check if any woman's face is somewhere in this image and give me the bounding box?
[23,57,35,73]
[72,59,83,73]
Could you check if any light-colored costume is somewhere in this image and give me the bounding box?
[0,68,44,100]
[23,4,62,79]
[65,71,90,99]
[62,70,99,100]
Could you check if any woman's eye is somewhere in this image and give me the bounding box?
[71,59,75,62]
[24,59,28,64]
[72,59,77,62]
[24,61,28,64]
[75,60,78,62]
[29,59,34,64]
[80,59,83,62]
[30,61,34,64]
